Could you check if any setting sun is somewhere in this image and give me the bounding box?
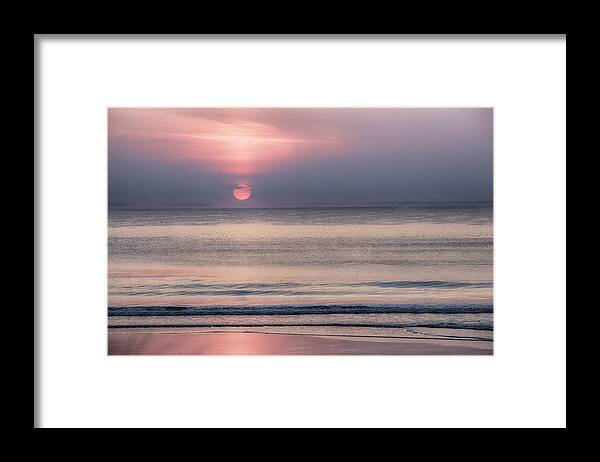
[233,184,252,201]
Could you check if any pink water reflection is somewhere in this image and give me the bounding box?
[108,332,492,355]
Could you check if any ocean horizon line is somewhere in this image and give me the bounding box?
[108,200,493,210]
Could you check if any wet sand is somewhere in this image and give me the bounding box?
[108,331,493,355]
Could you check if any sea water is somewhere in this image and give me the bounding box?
[108,203,493,340]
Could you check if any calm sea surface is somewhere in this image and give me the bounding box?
[108,204,493,340]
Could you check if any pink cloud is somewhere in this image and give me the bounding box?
[108,109,343,177]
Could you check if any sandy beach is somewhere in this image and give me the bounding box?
[108,331,493,355]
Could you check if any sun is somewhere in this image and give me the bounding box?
[233,184,253,201]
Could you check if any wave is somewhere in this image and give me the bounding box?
[352,280,491,289]
[108,303,493,317]
[113,280,491,290]
[110,280,493,297]
[108,321,493,331]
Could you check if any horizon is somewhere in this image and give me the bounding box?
[108,199,494,210]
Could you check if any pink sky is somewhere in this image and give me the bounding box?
[109,108,344,179]
[108,108,492,207]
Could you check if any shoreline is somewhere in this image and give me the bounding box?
[108,330,493,355]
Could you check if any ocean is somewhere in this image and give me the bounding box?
[108,203,493,342]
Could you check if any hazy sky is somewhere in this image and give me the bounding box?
[108,108,492,207]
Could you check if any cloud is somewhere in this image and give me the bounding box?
[109,109,342,177]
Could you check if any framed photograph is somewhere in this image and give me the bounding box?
[35,34,566,428]
[107,107,494,356]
